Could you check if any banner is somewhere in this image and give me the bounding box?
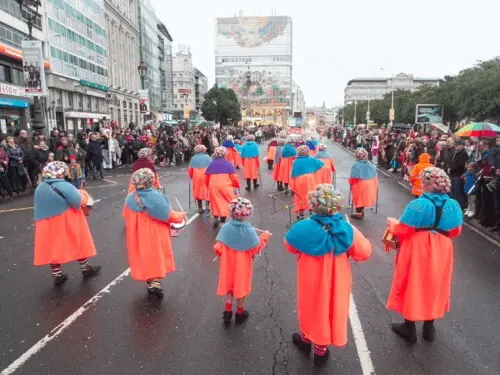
[415,104,443,124]
[21,40,46,96]
[139,90,149,114]
[183,104,190,119]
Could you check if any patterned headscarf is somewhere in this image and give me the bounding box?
[278,130,287,138]
[194,144,207,154]
[420,167,451,194]
[42,161,68,179]
[138,148,152,160]
[130,168,155,190]
[247,134,256,141]
[297,145,310,156]
[213,146,227,158]
[277,138,286,146]
[355,147,368,160]
[229,197,253,219]
[308,184,344,216]
[226,135,234,141]
[286,137,296,144]
[318,143,328,151]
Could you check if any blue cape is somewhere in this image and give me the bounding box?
[125,189,172,222]
[350,160,377,179]
[240,141,260,158]
[311,139,318,146]
[189,153,212,169]
[275,145,284,164]
[315,150,332,160]
[222,140,235,148]
[216,220,260,251]
[285,214,354,256]
[205,158,236,175]
[235,144,243,153]
[291,156,324,178]
[34,179,82,220]
[282,144,297,158]
[306,141,316,150]
[400,193,463,231]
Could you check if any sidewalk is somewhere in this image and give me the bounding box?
[332,140,500,246]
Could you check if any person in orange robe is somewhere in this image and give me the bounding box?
[123,168,185,298]
[34,161,101,286]
[266,138,278,170]
[188,145,212,213]
[385,167,463,343]
[290,145,324,220]
[272,131,288,191]
[348,148,378,219]
[223,135,239,167]
[233,139,243,169]
[409,152,432,198]
[127,148,160,193]
[315,143,336,185]
[284,184,372,365]
[279,138,298,194]
[240,134,261,191]
[214,197,271,325]
[205,147,240,228]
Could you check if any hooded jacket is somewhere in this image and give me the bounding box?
[409,153,433,196]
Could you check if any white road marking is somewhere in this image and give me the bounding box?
[349,294,376,375]
[1,212,201,375]
[180,168,186,171]
[94,199,102,204]
[0,236,3,240]
[377,168,390,177]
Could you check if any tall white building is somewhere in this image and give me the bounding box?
[172,47,196,120]
[292,81,305,116]
[104,0,140,127]
[194,67,208,116]
[344,73,440,104]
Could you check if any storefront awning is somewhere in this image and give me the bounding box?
[0,98,29,108]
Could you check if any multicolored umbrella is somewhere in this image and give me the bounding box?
[454,122,500,138]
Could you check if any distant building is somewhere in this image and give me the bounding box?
[194,68,208,115]
[344,73,440,104]
[172,47,196,120]
[292,82,305,117]
[306,103,335,126]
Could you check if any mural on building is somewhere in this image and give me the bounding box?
[217,17,288,48]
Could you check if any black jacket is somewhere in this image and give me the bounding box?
[449,148,469,177]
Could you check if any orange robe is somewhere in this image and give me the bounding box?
[34,196,96,266]
[278,157,296,184]
[272,161,281,181]
[409,153,432,196]
[215,234,269,298]
[285,227,372,346]
[267,146,277,162]
[206,173,240,217]
[225,147,239,167]
[317,158,336,185]
[290,171,322,212]
[234,149,242,168]
[188,167,208,201]
[242,157,260,180]
[386,221,462,321]
[349,177,378,208]
[124,207,184,281]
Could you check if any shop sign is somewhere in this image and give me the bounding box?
[0,83,25,97]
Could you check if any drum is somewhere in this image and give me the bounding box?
[170,217,187,237]
[79,189,95,217]
[382,229,400,250]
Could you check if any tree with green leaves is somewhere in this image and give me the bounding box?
[200,85,241,126]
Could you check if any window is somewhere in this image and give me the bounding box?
[129,102,132,109]
[0,64,10,82]
[12,68,23,85]
[67,93,73,108]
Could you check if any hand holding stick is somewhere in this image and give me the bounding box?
[174,197,188,220]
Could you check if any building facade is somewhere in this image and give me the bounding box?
[194,68,208,116]
[306,103,335,126]
[104,0,140,127]
[0,0,46,136]
[292,81,305,117]
[172,47,196,120]
[344,73,440,104]
[157,22,173,120]
[215,14,293,125]
[45,0,109,133]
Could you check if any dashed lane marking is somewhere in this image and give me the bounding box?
[0,207,34,213]
[0,212,201,375]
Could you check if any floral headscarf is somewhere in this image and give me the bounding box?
[247,134,256,141]
[355,147,368,160]
[297,145,310,156]
[138,148,152,160]
[420,167,451,194]
[286,137,296,144]
[42,161,68,179]
[229,197,253,219]
[318,143,328,151]
[213,146,227,158]
[194,144,207,154]
[278,130,287,138]
[130,168,155,190]
[226,135,234,141]
[308,184,343,216]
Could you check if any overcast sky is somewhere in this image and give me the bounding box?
[151,0,499,108]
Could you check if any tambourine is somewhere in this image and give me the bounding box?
[79,189,94,217]
[382,229,400,250]
[170,218,186,237]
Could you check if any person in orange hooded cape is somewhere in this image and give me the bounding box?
[214,197,271,325]
[127,148,160,194]
[348,147,378,220]
[284,184,371,365]
[272,137,286,191]
[266,138,278,170]
[222,135,239,167]
[188,144,212,213]
[123,168,185,298]
[279,137,298,194]
[306,137,318,157]
[290,145,324,220]
[385,167,463,343]
[240,134,261,191]
[34,161,101,286]
[233,139,243,169]
[315,143,336,185]
[409,152,432,198]
[205,146,240,228]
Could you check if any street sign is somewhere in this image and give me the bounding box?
[178,88,192,95]
[415,104,443,124]
[183,104,189,119]
[389,108,395,121]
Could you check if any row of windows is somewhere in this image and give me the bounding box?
[49,0,106,38]
[51,46,108,78]
[0,22,29,50]
[1,0,43,30]
[48,18,106,57]
[0,63,23,85]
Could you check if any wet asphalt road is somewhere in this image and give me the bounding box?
[0,140,499,375]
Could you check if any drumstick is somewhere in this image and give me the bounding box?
[254,227,272,235]
[174,197,188,218]
[213,256,219,262]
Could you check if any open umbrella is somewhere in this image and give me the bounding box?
[455,122,500,138]
[429,123,450,134]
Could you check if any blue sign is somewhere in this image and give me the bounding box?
[295,117,303,126]
[0,98,29,108]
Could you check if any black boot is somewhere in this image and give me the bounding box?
[220,217,227,224]
[54,273,68,286]
[197,199,205,213]
[253,179,260,189]
[314,348,330,366]
[423,320,436,341]
[148,286,164,298]
[82,265,101,279]
[292,333,311,354]
[213,217,220,229]
[277,182,283,192]
[284,183,289,195]
[392,319,417,343]
[235,310,249,324]
[267,160,273,170]
[245,179,251,191]
[223,311,233,325]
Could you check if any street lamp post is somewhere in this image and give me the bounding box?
[244,66,252,126]
[18,0,44,133]
[390,73,395,126]
[137,61,147,90]
[353,101,357,125]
